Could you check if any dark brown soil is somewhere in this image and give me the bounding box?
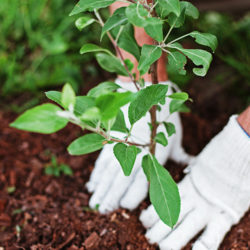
[0,75,249,249]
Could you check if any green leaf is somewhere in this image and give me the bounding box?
[61,83,76,110]
[10,104,68,134]
[68,133,106,155]
[80,44,113,56]
[114,23,141,61]
[145,18,163,42]
[113,143,140,176]
[163,122,176,137]
[158,0,181,17]
[142,154,152,181]
[170,44,213,76]
[81,107,101,121]
[74,96,95,116]
[129,84,168,125]
[155,132,168,146]
[138,45,162,75]
[101,7,128,39]
[46,91,95,116]
[70,0,116,16]
[125,3,148,27]
[96,53,129,76]
[143,155,180,227]
[75,16,95,31]
[87,81,120,98]
[168,92,189,114]
[96,92,134,121]
[168,92,189,100]
[168,7,186,28]
[168,51,187,75]
[60,164,73,176]
[111,110,129,133]
[181,1,199,19]
[45,91,62,106]
[189,31,218,52]
[124,59,134,72]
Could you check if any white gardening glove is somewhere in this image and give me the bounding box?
[86,79,193,214]
[140,115,250,250]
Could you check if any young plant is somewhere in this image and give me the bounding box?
[45,155,73,177]
[10,0,217,228]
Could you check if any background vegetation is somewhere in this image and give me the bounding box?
[0,0,249,109]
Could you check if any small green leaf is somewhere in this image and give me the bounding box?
[113,143,140,176]
[101,7,128,39]
[189,31,218,52]
[142,154,152,181]
[158,0,181,17]
[87,81,120,98]
[70,0,116,16]
[138,45,162,75]
[60,164,73,176]
[129,84,168,125]
[163,122,176,137]
[144,155,180,228]
[96,92,134,121]
[111,110,129,133]
[45,91,62,106]
[145,18,163,42]
[124,59,134,72]
[125,4,148,27]
[10,104,68,134]
[75,16,95,31]
[68,133,106,155]
[96,53,129,76]
[113,23,141,61]
[45,91,95,116]
[168,92,189,114]
[81,107,101,121]
[169,44,213,76]
[61,83,76,110]
[168,92,189,100]
[168,51,187,75]
[80,44,113,56]
[7,186,16,194]
[155,132,168,146]
[181,1,199,19]
[74,96,95,116]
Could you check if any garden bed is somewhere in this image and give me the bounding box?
[0,73,249,249]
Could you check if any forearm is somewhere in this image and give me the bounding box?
[237,106,250,135]
[109,2,168,82]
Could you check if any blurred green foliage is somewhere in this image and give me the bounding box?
[168,11,250,102]
[0,0,101,96]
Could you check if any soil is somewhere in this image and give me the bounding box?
[0,67,249,249]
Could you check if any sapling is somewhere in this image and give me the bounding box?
[11,0,217,228]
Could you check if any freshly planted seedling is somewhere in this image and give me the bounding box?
[11,0,217,228]
[45,155,73,177]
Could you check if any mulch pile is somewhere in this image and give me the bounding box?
[0,76,249,249]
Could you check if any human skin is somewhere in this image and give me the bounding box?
[237,106,250,135]
[109,2,168,82]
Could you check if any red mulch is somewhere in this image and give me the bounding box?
[0,76,249,249]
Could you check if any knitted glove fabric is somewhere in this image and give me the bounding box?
[140,115,250,250]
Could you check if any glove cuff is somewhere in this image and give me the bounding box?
[190,115,250,223]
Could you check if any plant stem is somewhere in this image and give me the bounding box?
[94,9,139,91]
[127,0,151,10]
[149,1,159,155]
[166,32,191,46]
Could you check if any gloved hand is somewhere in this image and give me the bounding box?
[86,79,193,214]
[140,115,250,250]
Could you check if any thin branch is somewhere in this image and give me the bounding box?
[94,9,140,91]
[127,0,151,10]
